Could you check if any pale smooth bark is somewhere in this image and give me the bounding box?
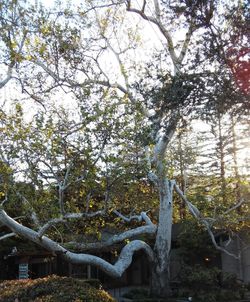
[148,112,179,296]
[67,224,157,252]
[174,182,243,259]
[0,232,15,241]
[38,210,153,238]
[0,208,154,277]
[0,66,12,89]
[151,178,174,297]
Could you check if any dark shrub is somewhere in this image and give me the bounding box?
[179,264,220,290]
[0,275,115,302]
[123,288,149,299]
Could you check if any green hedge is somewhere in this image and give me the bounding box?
[0,275,115,302]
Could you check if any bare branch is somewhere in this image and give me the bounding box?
[85,192,92,213]
[148,171,158,185]
[67,223,157,252]
[65,211,106,219]
[126,1,197,74]
[106,39,130,92]
[79,2,124,16]
[126,0,157,24]
[16,193,41,227]
[64,239,154,277]
[177,20,195,64]
[34,60,135,103]
[38,218,64,238]
[113,210,142,222]
[0,66,12,89]
[174,183,240,259]
[153,0,161,20]
[62,161,73,188]
[0,27,28,89]
[0,195,8,207]
[127,3,179,71]
[141,211,154,225]
[37,210,106,238]
[58,162,75,215]
[113,210,153,225]
[38,159,60,182]
[209,199,247,226]
[145,146,158,185]
[94,8,131,93]
[223,199,245,216]
[0,209,154,278]
[206,227,240,259]
[0,232,16,241]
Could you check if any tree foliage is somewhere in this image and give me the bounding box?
[0,0,249,298]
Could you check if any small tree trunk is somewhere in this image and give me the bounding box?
[150,178,173,297]
[231,117,242,212]
[218,113,227,204]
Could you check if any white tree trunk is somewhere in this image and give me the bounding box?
[151,178,174,297]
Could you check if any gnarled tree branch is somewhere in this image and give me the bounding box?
[67,223,157,252]
[174,182,241,259]
[0,209,154,277]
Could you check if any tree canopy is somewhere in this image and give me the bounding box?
[0,0,249,298]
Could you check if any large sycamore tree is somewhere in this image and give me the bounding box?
[0,0,249,297]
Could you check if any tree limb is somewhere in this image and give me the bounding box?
[126,0,158,25]
[113,210,153,225]
[153,0,161,21]
[16,192,41,227]
[152,112,180,170]
[94,8,131,93]
[174,182,241,259]
[0,209,154,277]
[67,223,157,252]
[0,66,12,89]
[37,210,106,238]
[177,19,195,64]
[34,60,135,103]
[0,232,16,241]
[126,1,179,72]
[223,198,245,216]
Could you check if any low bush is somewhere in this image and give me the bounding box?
[178,266,247,302]
[0,275,115,302]
[122,288,178,301]
[179,264,221,290]
[123,288,149,299]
